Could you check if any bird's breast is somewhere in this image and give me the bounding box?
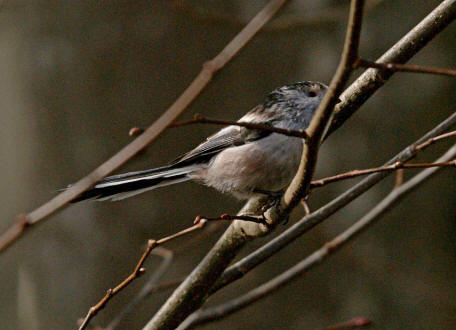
[198,134,303,199]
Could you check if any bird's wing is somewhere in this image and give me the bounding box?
[85,119,271,186]
[172,125,271,167]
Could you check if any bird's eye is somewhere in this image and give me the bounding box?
[308,88,318,97]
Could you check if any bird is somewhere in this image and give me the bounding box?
[72,81,328,202]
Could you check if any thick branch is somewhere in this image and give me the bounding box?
[141,1,291,328]
[327,0,456,137]
[212,112,456,293]
[144,1,456,328]
[182,144,456,328]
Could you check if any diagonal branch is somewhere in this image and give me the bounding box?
[327,0,456,137]
[211,112,456,293]
[0,0,290,254]
[143,1,456,328]
[143,1,366,329]
[310,159,456,188]
[78,221,206,330]
[279,0,364,214]
[180,144,456,329]
[105,248,174,330]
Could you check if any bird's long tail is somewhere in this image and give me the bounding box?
[72,164,202,202]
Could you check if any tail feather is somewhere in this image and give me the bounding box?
[72,164,201,202]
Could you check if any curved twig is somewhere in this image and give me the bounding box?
[280,0,364,213]
[78,221,206,330]
[105,248,174,330]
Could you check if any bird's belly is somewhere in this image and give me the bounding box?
[196,134,303,199]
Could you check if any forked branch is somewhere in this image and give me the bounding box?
[78,221,206,330]
[180,144,456,329]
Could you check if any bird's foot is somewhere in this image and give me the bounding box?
[254,189,290,225]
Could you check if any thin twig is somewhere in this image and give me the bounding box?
[99,159,452,326]
[212,112,456,293]
[105,247,174,330]
[106,277,189,330]
[320,317,372,330]
[78,221,206,330]
[310,129,456,188]
[195,214,266,225]
[106,279,183,330]
[354,58,456,77]
[171,114,309,139]
[301,199,311,215]
[153,2,366,327]
[143,1,292,328]
[181,145,456,329]
[147,2,456,328]
[0,0,289,255]
[172,0,384,32]
[327,0,456,137]
[394,169,404,189]
[146,1,456,328]
[280,0,365,214]
[415,130,456,150]
[310,159,455,188]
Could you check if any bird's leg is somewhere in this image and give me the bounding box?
[253,189,290,225]
[254,188,283,212]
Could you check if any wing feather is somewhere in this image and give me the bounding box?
[172,126,271,166]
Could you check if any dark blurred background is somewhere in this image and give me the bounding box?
[1,1,455,329]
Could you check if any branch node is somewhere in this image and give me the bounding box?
[193,113,204,121]
[351,317,372,327]
[129,127,144,137]
[202,59,221,76]
[194,215,203,224]
[147,239,158,249]
[197,218,208,228]
[138,267,147,276]
[15,213,29,228]
[323,237,342,254]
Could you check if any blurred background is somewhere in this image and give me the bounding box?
[0,0,455,329]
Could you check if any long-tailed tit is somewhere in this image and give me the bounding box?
[73,81,328,202]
